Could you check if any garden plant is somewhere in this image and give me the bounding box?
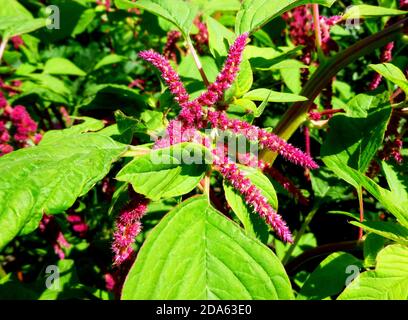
[0,0,407,301]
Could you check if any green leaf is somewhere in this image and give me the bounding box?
[178,55,218,84]
[369,63,408,96]
[338,244,408,300]
[0,1,46,37]
[206,15,235,58]
[121,196,294,299]
[254,90,272,118]
[0,0,32,19]
[5,18,47,38]
[364,233,385,268]
[93,54,126,71]
[321,97,392,173]
[297,252,363,300]
[114,0,198,37]
[281,65,302,94]
[40,117,105,143]
[226,60,253,98]
[381,161,408,203]
[235,0,336,34]
[0,131,126,251]
[43,57,86,76]
[193,0,241,15]
[244,88,307,103]
[23,74,72,98]
[322,157,408,228]
[116,143,210,201]
[310,168,350,204]
[72,8,96,37]
[245,45,302,70]
[274,233,317,261]
[351,221,408,246]
[342,5,408,20]
[224,166,278,243]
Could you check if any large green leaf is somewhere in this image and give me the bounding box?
[121,196,294,299]
[297,252,363,300]
[369,63,408,96]
[321,95,392,173]
[235,0,336,34]
[116,143,210,201]
[0,131,126,251]
[114,0,198,37]
[322,157,408,228]
[223,166,277,243]
[338,244,408,300]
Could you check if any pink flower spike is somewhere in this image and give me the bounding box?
[195,33,249,107]
[138,50,190,107]
[112,194,149,266]
[212,147,293,243]
[163,30,182,61]
[207,110,319,169]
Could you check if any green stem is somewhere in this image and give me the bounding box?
[0,36,9,63]
[357,186,364,240]
[187,37,210,87]
[282,205,319,265]
[260,17,408,164]
[312,4,322,50]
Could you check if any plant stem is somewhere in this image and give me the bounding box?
[357,186,364,240]
[304,126,311,180]
[0,36,9,63]
[204,169,211,200]
[282,205,319,265]
[187,37,210,87]
[312,4,322,50]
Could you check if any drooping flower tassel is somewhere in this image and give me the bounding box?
[212,147,293,243]
[112,193,149,266]
[207,110,319,169]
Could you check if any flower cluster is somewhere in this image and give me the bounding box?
[192,17,209,54]
[369,42,395,90]
[10,36,24,50]
[163,30,182,62]
[112,192,149,265]
[138,33,319,242]
[39,214,71,259]
[67,214,89,238]
[212,146,293,243]
[0,91,42,156]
